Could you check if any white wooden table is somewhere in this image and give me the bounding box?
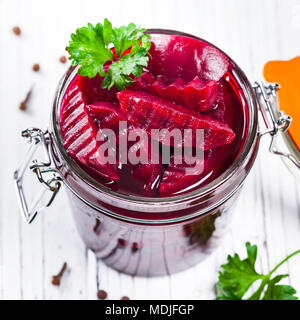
[1,0,300,300]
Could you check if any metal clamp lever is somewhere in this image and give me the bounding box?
[253,81,299,169]
[13,128,62,224]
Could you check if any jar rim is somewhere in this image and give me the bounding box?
[50,28,258,214]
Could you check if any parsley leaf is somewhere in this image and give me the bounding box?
[262,275,298,300]
[217,242,300,300]
[66,19,151,90]
[217,242,264,300]
[67,22,114,78]
[102,48,149,90]
[111,22,149,57]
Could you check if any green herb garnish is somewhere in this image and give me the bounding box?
[66,19,151,90]
[217,242,300,300]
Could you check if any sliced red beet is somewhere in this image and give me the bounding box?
[152,77,185,104]
[87,101,128,165]
[87,100,162,191]
[117,90,235,150]
[152,76,218,111]
[148,35,232,82]
[205,98,226,124]
[129,72,156,94]
[131,162,162,192]
[77,74,118,104]
[87,101,127,130]
[159,149,218,195]
[61,83,119,181]
[131,72,218,111]
[182,77,218,111]
[204,80,234,127]
[129,139,163,192]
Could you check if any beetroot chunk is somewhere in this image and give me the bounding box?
[182,77,218,111]
[159,150,219,195]
[77,74,118,104]
[148,35,232,82]
[132,72,218,112]
[129,71,156,94]
[129,139,163,192]
[117,90,235,150]
[152,77,185,104]
[87,101,163,192]
[87,101,127,130]
[152,76,218,112]
[61,83,119,181]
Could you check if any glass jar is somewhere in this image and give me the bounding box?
[14,29,299,276]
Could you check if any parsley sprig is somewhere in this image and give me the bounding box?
[217,242,300,300]
[66,19,151,90]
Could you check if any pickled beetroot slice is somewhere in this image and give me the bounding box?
[87,101,127,130]
[77,74,118,104]
[117,90,235,150]
[61,84,119,181]
[132,162,162,192]
[87,101,163,191]
[129,72,156,94]
[148,35,232,82]
[203,80,237,133]
[159,150,217,195]
[152,77,185,104]
[159,155,204,195]
[129,140,162,192]
[87,101,127,163]
[182,77,218,111]
[152,76,218,112]
[131,72,218,112]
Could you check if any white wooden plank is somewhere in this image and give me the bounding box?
[86,249,98,300]
[42,191,88,300]
[17,0,48,299]
[0,0,24,300]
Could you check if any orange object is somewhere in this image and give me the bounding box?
[264,56,300,150]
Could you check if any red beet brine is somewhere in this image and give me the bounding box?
[60,34,246,197]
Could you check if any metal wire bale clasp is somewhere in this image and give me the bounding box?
[13,128,62,224]
[253,82,299,169]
